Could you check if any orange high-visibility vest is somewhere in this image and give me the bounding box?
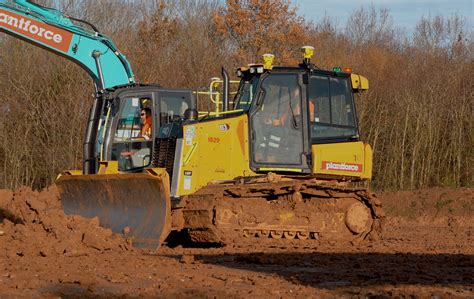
[140,117,152,139]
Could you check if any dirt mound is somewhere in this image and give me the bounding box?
[381,187,473,218]
[0,186,472,298]
[0,186,131,260]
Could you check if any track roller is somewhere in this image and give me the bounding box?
[270,230,283,239]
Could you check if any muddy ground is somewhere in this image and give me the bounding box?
[0,186,472,298]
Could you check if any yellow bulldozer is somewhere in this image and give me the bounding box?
[57,47,384,247]
[1,2,382,248]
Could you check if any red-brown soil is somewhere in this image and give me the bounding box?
[0,186,472,298]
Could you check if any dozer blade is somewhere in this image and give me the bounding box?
[56,173,171,248]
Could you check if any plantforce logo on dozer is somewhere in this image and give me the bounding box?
[0,9,73,53]
[322,161,362,173]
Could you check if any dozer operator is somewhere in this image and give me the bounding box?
[1,1,383,247]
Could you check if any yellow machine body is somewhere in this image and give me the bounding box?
[57,54,380,247]
[172,115,373,197]
[312,142,372,180]
[175,114,256,196]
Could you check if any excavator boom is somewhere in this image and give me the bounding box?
[0,0,135,89]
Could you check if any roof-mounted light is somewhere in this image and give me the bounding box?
[263,53,274,70]
[237,66,249,77]
[301,46,315,67]
[301,46,314,59]
[333,66,353,73]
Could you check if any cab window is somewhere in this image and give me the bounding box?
[159,92,191,125]
[308,75,357,141]
[234,76,260,111]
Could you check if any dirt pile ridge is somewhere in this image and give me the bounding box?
[0,186,131,260]
[0,186,472,298]
[381,187,473,218]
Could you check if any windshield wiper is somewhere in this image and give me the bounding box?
[288,99,299,129]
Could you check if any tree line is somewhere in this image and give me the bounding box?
[0,0,472,190]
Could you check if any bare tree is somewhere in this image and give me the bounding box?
[0,1,472,190]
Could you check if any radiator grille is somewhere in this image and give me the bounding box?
[152,137,177,179]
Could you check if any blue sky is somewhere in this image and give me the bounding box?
[293,0,473,32]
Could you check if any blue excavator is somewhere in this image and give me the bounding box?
[1,0,383,248]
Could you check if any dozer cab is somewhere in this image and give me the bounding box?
[58,47,384,247]
[58,86,194,247]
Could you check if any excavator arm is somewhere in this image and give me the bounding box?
[0,0,135,90]
[0,0,139,173]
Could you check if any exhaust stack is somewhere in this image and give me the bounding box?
[221,67,230,111]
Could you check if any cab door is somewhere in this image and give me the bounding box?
[249,72,310,172]
[109,91,156,171]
